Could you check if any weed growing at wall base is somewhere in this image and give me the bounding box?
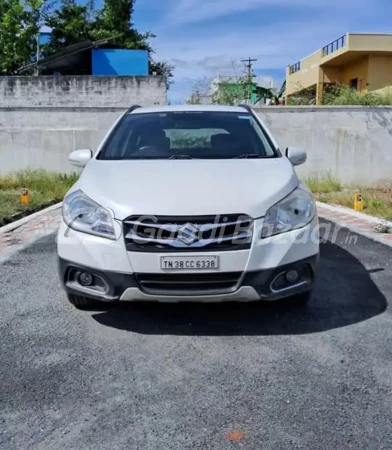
[0,170,78,226]
[304,174,392,221]
[304,173,343,194]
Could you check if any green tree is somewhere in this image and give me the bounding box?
[187,75,282,106]
[186,76,212,104]
[44,1,94,52]
[43,0,174,87]
[212,77,251,105]
[186,76,252,105]
[149,60,175,89]
[92,0,174,88]
[0,0,46,74]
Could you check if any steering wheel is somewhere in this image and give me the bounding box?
[134,145,171,158]
[138,146,159,152]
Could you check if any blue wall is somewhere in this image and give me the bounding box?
[92,49,149,76]
[38,32,51,45]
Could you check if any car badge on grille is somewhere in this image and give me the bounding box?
[177,223,200,246]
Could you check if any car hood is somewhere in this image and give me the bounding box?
[75,158,298,219]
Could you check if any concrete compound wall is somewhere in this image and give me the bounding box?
[0,107,123,174]
[0,75,166,175]
[0,75,166,108]
[255,106,392,186]
[0,84,392,186]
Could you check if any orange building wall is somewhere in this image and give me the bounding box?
[367,55,392,91]
[322,66,343,84]
[340,56,369,92]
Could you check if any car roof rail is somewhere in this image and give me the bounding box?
[127,105,142,113]
[238,104,252,113]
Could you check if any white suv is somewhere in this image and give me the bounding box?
[57,104,319,310]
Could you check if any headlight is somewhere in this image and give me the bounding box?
[62,189,116,240]
[261,187,316,238]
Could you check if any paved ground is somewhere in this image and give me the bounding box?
[0,208,60,263]
[1,221,392,450]
[317,202,392,247]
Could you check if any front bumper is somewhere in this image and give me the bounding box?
[58,254,319,303]
[57,215,320,303]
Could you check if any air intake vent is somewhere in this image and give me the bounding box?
[136,272,242,295]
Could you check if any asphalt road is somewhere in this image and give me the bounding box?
[1,221,392,450]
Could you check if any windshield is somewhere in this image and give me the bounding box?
[97,111,278,160]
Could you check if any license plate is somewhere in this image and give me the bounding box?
[160,255,220,271]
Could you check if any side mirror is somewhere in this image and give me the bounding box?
[286,147,307,166]
[69,149,93,168]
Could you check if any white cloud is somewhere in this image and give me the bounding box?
[156,19,346,100]
[166,0,369,24]
[154,0,391,101]
[40,25,52,33]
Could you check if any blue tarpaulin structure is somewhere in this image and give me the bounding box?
[91,49,148,76]
[18,35,150,76]
[38,32,51,45]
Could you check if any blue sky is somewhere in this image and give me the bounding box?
[132,0,392,103]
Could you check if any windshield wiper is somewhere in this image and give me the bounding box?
[126,156,169,160]
[169,155,193,159]
[234,154,264,159]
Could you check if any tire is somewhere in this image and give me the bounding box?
[284,291,312,307]
[67,294,100,310]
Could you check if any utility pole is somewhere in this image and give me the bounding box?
[241,57,257,103]
[241,57,257,80]
[35,34,40,76]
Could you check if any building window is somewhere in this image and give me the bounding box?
[349,78,358,90]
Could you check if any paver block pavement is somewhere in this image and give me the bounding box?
[317,203,392,247]
[0,210,61,255]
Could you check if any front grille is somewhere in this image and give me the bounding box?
[136,272,242,295]
[123,214,253,253]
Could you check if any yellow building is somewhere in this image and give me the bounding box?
[286,33,392,105]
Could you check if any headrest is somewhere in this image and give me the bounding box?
[139,128,169,148]
[211,133,234,148]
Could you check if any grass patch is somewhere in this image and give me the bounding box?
[0,170,78,227]
[323,83,392,106]
[304,173,343,194]
[289,82,392,106]
[304,175,392,222]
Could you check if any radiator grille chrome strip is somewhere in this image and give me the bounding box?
[123,214,253,252]
[123,219,250,232]
[125,230,252,248]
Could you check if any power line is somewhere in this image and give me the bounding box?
[241,57,257,79]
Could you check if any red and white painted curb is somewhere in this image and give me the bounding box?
[316,202,392,247]
[0,201,391,258]
[0,203,62,257]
